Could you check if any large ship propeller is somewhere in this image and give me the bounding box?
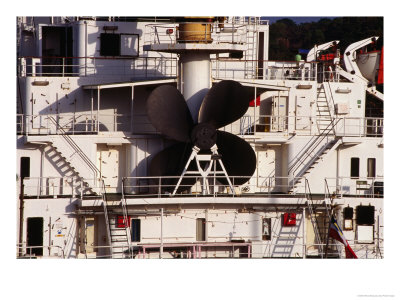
[147,80,256,193]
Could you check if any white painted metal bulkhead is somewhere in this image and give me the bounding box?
[16,17,385,260]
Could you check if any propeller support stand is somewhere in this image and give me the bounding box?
[172,145,235,196]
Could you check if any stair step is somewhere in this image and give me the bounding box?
[111,236,129,240]
[111,230,127,234]
[111,239,129,243]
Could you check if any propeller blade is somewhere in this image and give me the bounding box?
[215,131,256,186]
[198,80,250,128]
[147,85,194,142]
[149,143,197,193]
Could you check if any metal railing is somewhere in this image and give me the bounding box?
[19,175,384,200]
[18,113,381,138]
[120,179,133,257]
[20,176,80,198]
[16,244,65,258]
[121,175,308,198]
[335,117,384,137]
[212,59,318,81]
[21,242,381,259]
[238,115,383,137]
[325,176,384,198]
[305,179,324,257]
[322,81,336,135]
[144,22,248,46]
[18,56,178,78]
[100,179,113,258]
[239,114,308,135]
[288,118,339,179]
[17,113,132,135]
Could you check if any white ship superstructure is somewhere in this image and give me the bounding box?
[16,16,383,259]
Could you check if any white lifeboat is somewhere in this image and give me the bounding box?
[356,50,381,82]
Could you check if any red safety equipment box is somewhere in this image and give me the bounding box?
[283,213,296,226]
[116,215,130,228]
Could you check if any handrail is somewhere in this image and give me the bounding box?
[16,241,382,259]
[18,56,178,78]
[16,245,65,258]
[289,117,340,178]
[47,116,100,182]
[101,179,113,258]
[304,178,324,257]
[324,178,333,200]
[323,81,336,135]
[144,22,248,45]
[323,179,334,258]
[325,176,384,197]
[121,178,133,258]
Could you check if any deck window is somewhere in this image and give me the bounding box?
[100,33,120,56]
[356,205,375,225]
[350,157,360,178]
[120,34,139,56]
[343,207,354,230]
[344,207,354,219]
[367,158,376,178]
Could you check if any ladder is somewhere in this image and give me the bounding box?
[323,179,342,258]
[47,116,100,191]
[101,180,113,258]
[102,186,133,258]
[289,118,340,185]
[244,23,258,79]
[316,82,336,134]
[305,179,324,258]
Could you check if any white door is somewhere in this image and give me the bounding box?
[271,95,287,132]
[97,144,120,193]
[295,95,311,131]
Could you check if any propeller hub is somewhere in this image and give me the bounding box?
[191,123,217,150]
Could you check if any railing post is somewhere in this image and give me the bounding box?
[158,177,161,198]
[145,57,148,78]
[35,177,40,199]
[72,177,74,198]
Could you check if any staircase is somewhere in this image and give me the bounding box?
[305,180,339,258]
[316,82,335,134]
[289,135,341,193]
[244,22,258,79]
[44,144,93,194]
[271,213,302,258]
[102,188,133,259]
[289,82,341,192]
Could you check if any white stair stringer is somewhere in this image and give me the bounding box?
[316,83,336,134]
[291,138,341,193]
[244,23,258,79]
[316,84,332,133]
[108,213,131,259]
[101,193,132,259]
[43,143,94,195]
[47,135,99,193]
